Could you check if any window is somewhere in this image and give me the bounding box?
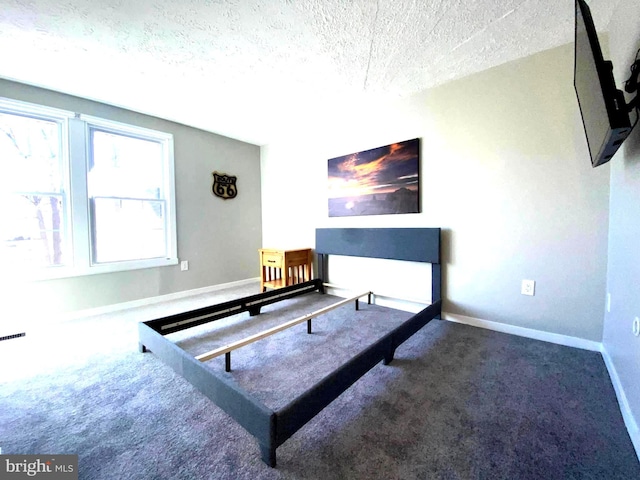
[0,98,177,279]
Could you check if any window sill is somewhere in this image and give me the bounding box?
[16,257,179,282]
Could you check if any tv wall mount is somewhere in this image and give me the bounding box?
[624,49,640,116]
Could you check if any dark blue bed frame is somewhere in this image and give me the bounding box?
[138,228,441,467]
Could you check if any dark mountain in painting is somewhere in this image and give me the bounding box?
[386,187,418,214]
[328,187,419,217]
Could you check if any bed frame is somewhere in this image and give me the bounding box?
[138,227,441,467]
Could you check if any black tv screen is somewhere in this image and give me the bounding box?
[574,0,631,167]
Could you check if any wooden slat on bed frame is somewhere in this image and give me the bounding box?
[195,291,370,364]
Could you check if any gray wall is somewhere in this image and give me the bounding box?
[261,43,610,342]
[1,78,262,317]
[605,0,640,451]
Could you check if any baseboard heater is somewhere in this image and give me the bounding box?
[0,332,26,342]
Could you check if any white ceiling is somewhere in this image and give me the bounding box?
[0,0,619,145]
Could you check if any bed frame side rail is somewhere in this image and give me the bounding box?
[138,322,275,449]
[144,279,323,335]
[274,299,442,450]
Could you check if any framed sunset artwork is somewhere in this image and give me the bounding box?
[328,138,420,217]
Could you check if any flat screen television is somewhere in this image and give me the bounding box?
[574,0,631,167]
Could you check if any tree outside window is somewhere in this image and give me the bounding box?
[0,111,66,268]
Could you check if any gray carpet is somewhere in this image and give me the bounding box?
[1,282,638,479]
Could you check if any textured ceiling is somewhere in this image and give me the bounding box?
[0,0,619,145]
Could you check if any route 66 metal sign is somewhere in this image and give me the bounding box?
[212,171,237,199]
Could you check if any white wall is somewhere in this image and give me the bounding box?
[261,43,610,342]
[1,79,262,321]
[604,0,640,455]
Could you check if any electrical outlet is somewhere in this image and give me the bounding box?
[633,317,640,337]
[180,260,189,271]
[521,279,535,296]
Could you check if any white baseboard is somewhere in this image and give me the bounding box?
[54,277,261,322]
[441,312,602,352]
[601,346,640,461]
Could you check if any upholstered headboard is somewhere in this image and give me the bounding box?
[315,228,441,303]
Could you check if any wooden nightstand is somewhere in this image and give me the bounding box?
[259,248,313,292]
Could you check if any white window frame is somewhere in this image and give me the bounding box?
[1,97,178,281]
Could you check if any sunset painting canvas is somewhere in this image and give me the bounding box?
[328,138,420,217]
